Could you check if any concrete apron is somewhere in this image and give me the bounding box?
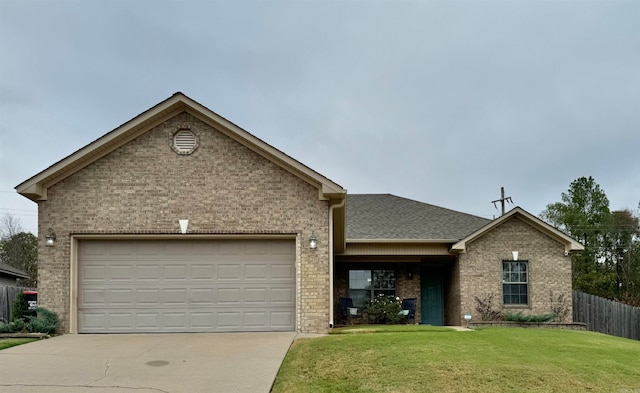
[0,332,296,393]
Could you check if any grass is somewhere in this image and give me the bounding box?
[273,326,640,393]
[0,338,37,350]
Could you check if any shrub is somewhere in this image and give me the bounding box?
[0,319,26,333]
[474,294,502,321]
[27,308,59,334]
[364,294,405,324]
[0,307,59,334]
[503,311,556,323]
[11,293,32,322]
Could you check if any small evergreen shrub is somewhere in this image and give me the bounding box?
[27,308,59,334]
[10,293,32,322]
[364,294,405,324]
[503,311,556,323]
[0,307,59,334]
[0,319,26,333]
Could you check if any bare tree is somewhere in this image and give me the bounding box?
[0,213,23,240]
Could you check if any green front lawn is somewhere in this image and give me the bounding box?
[0,338,37,350]
[273,326,640,393]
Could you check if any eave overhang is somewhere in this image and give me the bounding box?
[450,206,585,254]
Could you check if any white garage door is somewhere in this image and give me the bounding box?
[77,239,296,333]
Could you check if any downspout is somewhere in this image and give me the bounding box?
[328,197,346,329]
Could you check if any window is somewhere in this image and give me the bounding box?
[348,269,396,308]
[502,261,528,305]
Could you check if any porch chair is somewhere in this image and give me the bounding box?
[401,298,417,324]
[338,297,361,325]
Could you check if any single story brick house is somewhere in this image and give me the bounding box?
[16,93,583,334]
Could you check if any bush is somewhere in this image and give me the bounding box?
[10,293,33,322]
[27,308,59,334]
[0,307,59,334]
[474,294,502,321]
[364,294,405,324]
[0,319,26,333]
[503,311,556,323]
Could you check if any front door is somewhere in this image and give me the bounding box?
[421,273,443,325]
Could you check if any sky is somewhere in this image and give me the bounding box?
[1,0,639,235]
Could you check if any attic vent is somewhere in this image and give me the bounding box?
[171,129,198,155]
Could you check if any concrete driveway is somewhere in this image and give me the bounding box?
[0,332,297,393]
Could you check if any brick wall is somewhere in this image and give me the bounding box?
[38,111,331,333]
[458,216,572,324]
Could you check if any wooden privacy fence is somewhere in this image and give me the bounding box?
[573,290,640,340]
[0,286,32,323]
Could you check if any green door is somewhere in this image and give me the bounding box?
[421,274,443,325]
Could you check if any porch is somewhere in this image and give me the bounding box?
[333,256,461,326]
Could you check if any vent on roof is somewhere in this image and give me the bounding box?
[171,129,198,155]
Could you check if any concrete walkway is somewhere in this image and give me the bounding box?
[0,332,296,393]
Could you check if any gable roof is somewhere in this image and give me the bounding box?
[451,206,585,253]
[16,92,346,202]
[0,262,29,280]
[346,194,491,241]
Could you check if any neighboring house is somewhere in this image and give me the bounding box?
[15,93,584,334]
[0,261,29,286]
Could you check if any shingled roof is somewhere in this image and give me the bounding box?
[346,194,491,241]
[0,261,29,280]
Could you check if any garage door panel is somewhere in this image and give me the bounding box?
[271,288,295,303]
[245,288,267,303]
[81,289,106,305]
[163,288,188,305]
[110,289,134,305]
[136,289,161,305]
[164,264,188,280]
[82,265,107,282]
[272,264,294,279]
[191,264,215,280]
[217,288,241,303]
[110,265,135,281]
[271,311,295,328]
[78,239,295,333]
[245,264,267,279]
[191,288,215,304]
[218,242,241,255]
[218,264,242,280]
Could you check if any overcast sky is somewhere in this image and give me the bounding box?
[1,0,639,235]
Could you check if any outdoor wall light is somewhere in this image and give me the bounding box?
[309,233,318,249]
[45,228,56,247]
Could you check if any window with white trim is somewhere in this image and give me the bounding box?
[502,260,528,305]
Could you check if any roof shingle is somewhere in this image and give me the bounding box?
[346,194,491,240]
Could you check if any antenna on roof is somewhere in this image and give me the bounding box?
[491,187,513,216]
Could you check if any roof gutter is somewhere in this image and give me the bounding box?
[328,197,346,329]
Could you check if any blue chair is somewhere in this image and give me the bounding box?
[338,297,361,325]
[401,298,417,324]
